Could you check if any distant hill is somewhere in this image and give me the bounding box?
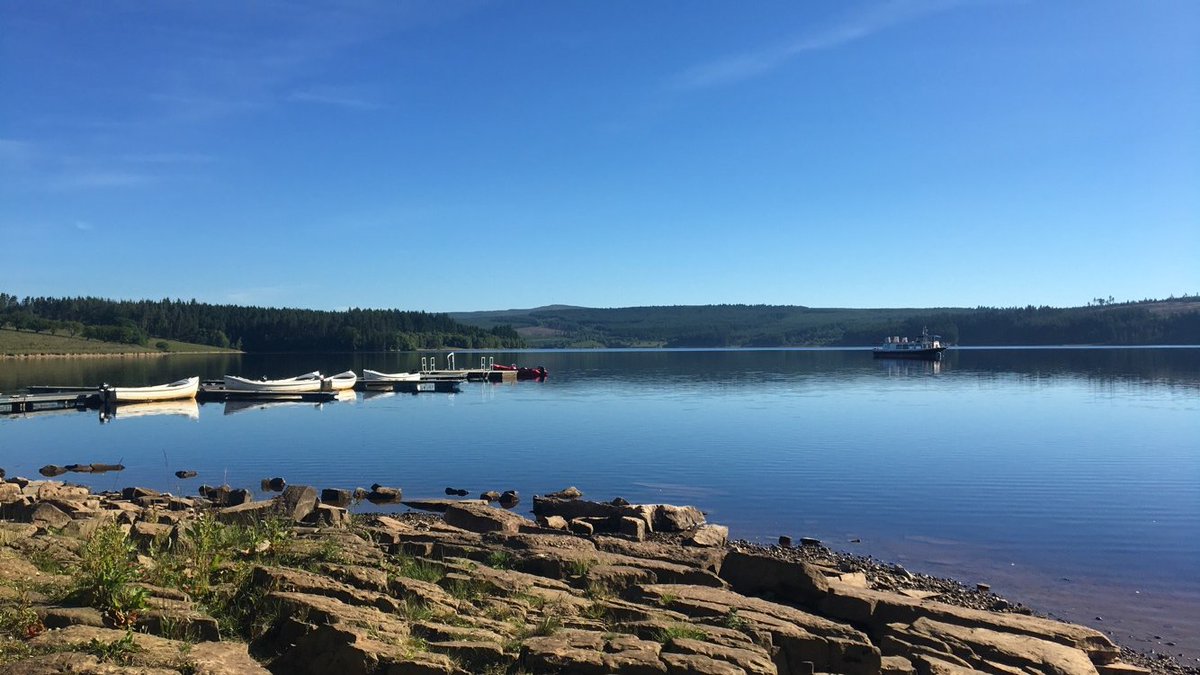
[450,298,1200,348]
[0,294,526,353]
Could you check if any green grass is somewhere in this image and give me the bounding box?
[70,524,148,626]
[652,624,708,643]
[0,327,237,356]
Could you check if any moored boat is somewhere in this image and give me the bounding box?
[872,328,947,360]
[492,364,548,380]
[322,370,358,391]
[100,376,199,403]
[223,371,323,393]
[362,369,422,383]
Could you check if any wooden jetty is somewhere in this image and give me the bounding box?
[1,391,96,414]
[393,379,462,393]
[424,369,516,383]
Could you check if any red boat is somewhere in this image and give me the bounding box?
[492,364,548,380]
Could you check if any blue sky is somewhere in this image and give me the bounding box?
[2,1,1197,312]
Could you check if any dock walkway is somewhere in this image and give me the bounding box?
[1,391,95,414]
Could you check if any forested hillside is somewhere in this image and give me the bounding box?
[0,294,524,352]
[451,298,1200,348]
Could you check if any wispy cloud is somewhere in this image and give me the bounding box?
[52,171,155,190]
[0,138,213,192]
[672,0,961,91]
[119,152,216,165]
[287,85,384,110]
[0,138,35,163]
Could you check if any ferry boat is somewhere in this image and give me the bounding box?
[872,327,947,359]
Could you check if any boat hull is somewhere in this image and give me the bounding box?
[223,373,323,393]
[362,369,421,383]
[872,348,946,360]
[322,371,358,391]
[103,377,199,402]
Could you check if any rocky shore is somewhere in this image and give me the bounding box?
[0,477,1192,675]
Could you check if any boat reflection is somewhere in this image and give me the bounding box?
[222,400,321,416]
[878,358,943,376]
[100,399,200,423]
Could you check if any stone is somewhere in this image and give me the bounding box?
[617,515,648,541]
[800,536,822,547]
[278,485,318,521]
[668,637,776,675]
[38,465,68,478]
[174,470,198,479]
[545,486,583,500]
[131,521,174,548]
[24,624,268,674]
[818,580,1120,664]
[303,504,350,528]
[719,551,832,605]
[367,485,402,503]
[61,516,113,540]
[265,476,287,491]
[779,535,793,547]
[215,500,278,525]
[568,518,594,536]
[36,605,106,629]
[320,488,352,507]
[889,617,1099,675]
[0,483,21,503]
[498,489,520,508]
[480,490,500,502]
[30,502,72,530]
[652,504,706,532]
[537,515,569,530]
[661,652,745,675]
[36,483,90,503]
[444,502,532,534]
[122,486,160,501]
[402,498,487,512]
[684,524,729,548]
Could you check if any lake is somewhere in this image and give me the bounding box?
[2,347,1198,658]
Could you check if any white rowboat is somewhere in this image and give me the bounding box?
[223,371,323,393]
[362,369,421,383]
[101,376,199,403]
[322,370,358,391]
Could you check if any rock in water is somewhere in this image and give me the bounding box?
[321,488,352,507]
[546,486,582,500]
[174,470,198,479]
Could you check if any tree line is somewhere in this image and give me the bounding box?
[0,294,525,352]
[452,298,1200,348]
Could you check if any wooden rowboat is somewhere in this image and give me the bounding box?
[362,369,421,383]
[322,370,358,391]
[223,371,323,393]
[100,376,199,403]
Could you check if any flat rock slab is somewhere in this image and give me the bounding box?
[444,502,534,534]
[402,498,488,512]
[26,624,269,674]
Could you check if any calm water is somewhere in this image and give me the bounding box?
[2,348,1198,656]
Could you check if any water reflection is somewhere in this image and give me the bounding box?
[100,399,199,423]
[222,400,321,416]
